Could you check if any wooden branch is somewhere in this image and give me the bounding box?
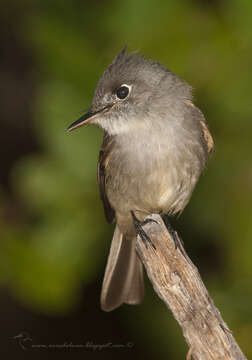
[136,214,247,360]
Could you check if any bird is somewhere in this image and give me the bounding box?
[67,48,214,312]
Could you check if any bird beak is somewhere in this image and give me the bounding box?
[67,105,112,132]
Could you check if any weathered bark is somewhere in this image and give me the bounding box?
[136,214,247,360]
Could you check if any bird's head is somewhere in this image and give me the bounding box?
[67,48,192,135]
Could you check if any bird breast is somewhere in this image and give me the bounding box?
[105,127,202,216]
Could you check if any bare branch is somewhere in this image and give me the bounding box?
[136,214,247,360]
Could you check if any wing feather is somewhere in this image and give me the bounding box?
[97,132,115,223]
[184,100,214,154]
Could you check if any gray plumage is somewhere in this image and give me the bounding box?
[68,49,214,311]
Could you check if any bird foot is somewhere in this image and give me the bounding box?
[131,211,157,250]
[162,214,183,250]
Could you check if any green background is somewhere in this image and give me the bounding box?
[1,1,252,358]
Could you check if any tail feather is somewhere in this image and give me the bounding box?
[101,225,144,312]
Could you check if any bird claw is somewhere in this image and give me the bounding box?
[131,211,156,250]
[162,214,183,251]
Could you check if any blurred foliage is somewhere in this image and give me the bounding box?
[1,0,252,358]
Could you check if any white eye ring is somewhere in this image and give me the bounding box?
[116,84,132,99]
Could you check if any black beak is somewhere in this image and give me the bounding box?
[67,104,113,132]
[67,110,97,132]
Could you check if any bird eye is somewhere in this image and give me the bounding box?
[116,85,130,99]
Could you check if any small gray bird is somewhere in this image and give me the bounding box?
[67,49,214,312]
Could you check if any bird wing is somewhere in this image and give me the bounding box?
[199,118,214,154]
[97,132,116,223]
[184,99,214,154]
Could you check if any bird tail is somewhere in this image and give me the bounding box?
[101,225,144,312]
